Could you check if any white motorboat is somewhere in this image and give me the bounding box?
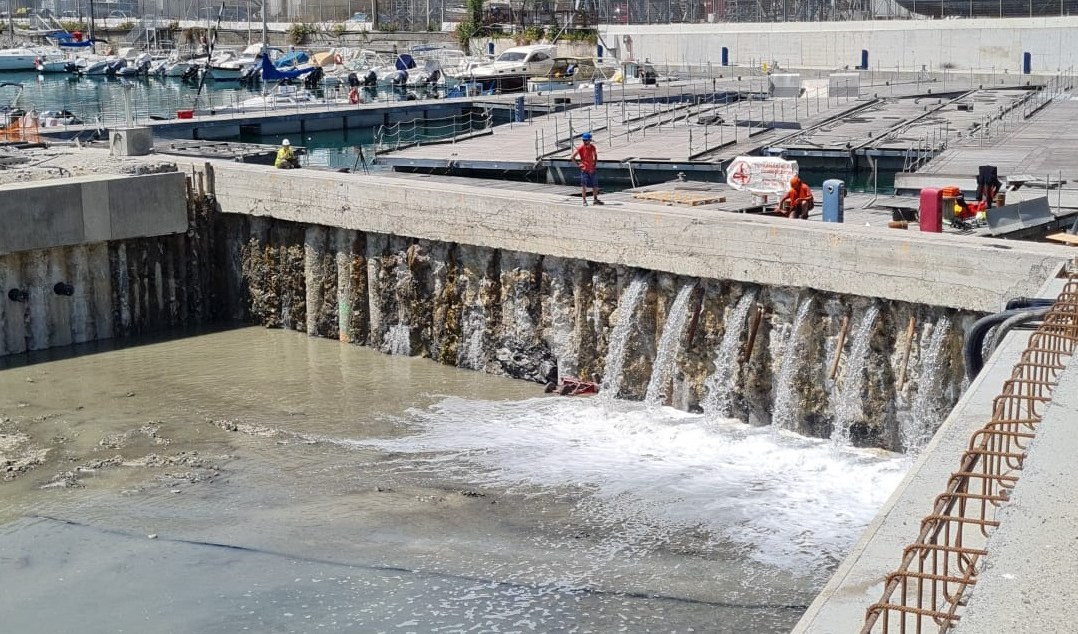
[464,44,557,93]
[201,83,344,115]
[203,44,274,82]
[0,46,65,72]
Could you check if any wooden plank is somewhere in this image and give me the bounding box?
[1045,232,1078,246]
[632,191,727,206]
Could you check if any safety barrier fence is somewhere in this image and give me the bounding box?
[0,117,41,143]
[862,270,1078,633]
[373,108,492,151]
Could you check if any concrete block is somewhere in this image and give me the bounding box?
[0,180,86,255]
[107,172,188,241]
[109,127,153,157]
[0,173,189,256]
[769,73,801,98]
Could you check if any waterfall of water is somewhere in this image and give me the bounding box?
[599,276,648,399]
[385,325,412,356]
[831,305,881,447]
[386,252,413,356]
[644,283,697,406]
[701,291,758,419]
[902,317,952,453]
[771,298,814,430]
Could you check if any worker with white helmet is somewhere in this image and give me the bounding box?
[275,138,299,169]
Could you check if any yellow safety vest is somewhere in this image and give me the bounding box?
[274,147,293,168]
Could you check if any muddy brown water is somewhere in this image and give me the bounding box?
[0,326,906,633]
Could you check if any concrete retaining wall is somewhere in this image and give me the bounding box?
[0,172,189,256]
[601,17,1078,73]
[202,162,1068,312]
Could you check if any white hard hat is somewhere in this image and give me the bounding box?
[282,138,291,146]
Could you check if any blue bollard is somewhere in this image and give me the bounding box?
[822,179,846,223]
[860,49,869,70]
[1022,52,1032,75]
[593,82,604,106]
[514,96,525,123]
[721,47,729,66]
[596,44,604,60]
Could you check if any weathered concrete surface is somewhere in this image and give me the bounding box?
[0,172,188,256]
[792,272,1072,633]
[202,163,1068,312]
[953,360,1078,633]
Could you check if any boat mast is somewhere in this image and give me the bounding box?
[260,0,268,97]
[88,0,95,45]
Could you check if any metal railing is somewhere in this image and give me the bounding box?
[862,270,1078,633]
[374,108,493,151]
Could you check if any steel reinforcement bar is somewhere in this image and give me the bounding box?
[862,271,1078,633]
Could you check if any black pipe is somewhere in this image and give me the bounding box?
[1004,297,1054,311]
[964,307,1042,379]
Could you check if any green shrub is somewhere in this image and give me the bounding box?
[288,22,318,44]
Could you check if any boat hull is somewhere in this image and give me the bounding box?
[0,54,38,71]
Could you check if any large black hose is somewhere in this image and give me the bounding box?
[1004,297,1054,311]
[964,307,1047,379]
[986,308,1051,355]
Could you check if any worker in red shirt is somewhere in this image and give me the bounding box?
[570,132,603,206]
[779,176,813,219]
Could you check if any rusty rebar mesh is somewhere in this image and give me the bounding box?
[861,272,1078,634]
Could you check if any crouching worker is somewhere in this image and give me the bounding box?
[275,139,300,169]
[779,176,813,219]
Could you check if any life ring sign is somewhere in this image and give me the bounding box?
[725,156,799,193]
[348,87,360,104]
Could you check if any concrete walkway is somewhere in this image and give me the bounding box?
[954,359,1078,632]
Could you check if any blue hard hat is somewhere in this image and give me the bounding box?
[581,132,592,141]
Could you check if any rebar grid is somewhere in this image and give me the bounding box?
[862,273,1078,634]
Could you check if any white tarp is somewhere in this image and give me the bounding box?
[725,156,799,193]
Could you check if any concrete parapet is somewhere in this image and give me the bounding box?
[0,172,188,256]
[202,163,1069,313]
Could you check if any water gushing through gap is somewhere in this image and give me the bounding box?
[644,283,697,406]
[831,305,880,447]
[772,298,814,430]
[701,291,757,419]
[903,317,952,453]
[385,325,411,356]
[599,276,648,400]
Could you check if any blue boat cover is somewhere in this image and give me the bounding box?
[274,51,309,68]
[260,53,314,81]
[395,54,416,71]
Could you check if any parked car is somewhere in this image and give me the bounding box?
[347,12,369,21]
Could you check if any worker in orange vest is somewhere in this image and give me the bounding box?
[779,176,813,219]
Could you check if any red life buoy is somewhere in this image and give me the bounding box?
[348,87,359,104]
[334,53,343,66]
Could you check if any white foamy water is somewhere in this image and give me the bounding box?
[701,291,757,418]
[384,324,411,356]
[599,276,648,399]
[644,282,696,406]
[831,305,880,447]
[351,396,907,578]
[772,298,814,430]
[903,317,952,453]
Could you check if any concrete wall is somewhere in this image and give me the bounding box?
[202,162,1068,312]
[0,173,189,256]
[600,17,1078,73]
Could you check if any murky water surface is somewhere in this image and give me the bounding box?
[0,327,908,632]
